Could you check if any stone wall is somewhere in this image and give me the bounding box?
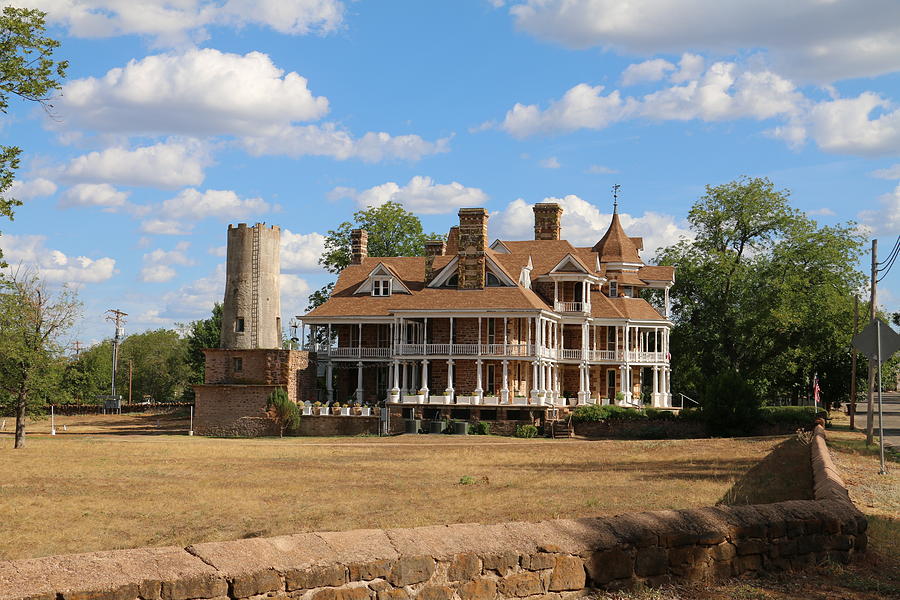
[0,426,867,600]
[297,416,380,437]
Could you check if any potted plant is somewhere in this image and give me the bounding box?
[360,404,372,416]
[615,391,626,405]
[352,401,362,415]
[313,401,324,415]
[332,402,342,415]
[482,395,499,405]
[513,396,528,405]
[302,402,313,416]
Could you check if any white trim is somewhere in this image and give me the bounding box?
[490,239,511,253]
[428,256,460,287]
[550,253,590,274]
[484,254,517,287]
[354,262,412,295]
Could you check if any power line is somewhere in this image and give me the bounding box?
[876,235,899,266]
[876,236,900,282]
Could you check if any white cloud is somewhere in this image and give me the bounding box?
[501,83,634,138]
[281,230,326,273]
[208,245,227,257]
[791,93,900,156]
[508,0,900,82]
[161,263,225,318]
[62,139,210,189]
[807,208,836,216]
[60,48,329,136]
[621,58,674,86]
[332,176,488,215]
[241,124,451,163]
[871,164,900,180]
[158,188,275,221]
[9,178,57,200]
[281,273,311,301]
[586,164,618,174]
[1,234,116,283]
[59,183,131,211]
[858,184,900,235]
[539,156,561,169]
[140,219,193,235]
[18,0,344,46]
[491,195,692,259]
[139,264,177,283]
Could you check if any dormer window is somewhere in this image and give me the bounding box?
[486,272,501,287]
[372,277,391,296]
[609,281,618,298]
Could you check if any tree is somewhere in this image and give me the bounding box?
[0,268,79,448]
[265,387,299,437]
[118,330,191,403]
[656,176,866,405]
[182,302,222,394]
[0,7,68,265]
[308,202,441,310]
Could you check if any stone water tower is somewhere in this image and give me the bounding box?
[220,223,282,349]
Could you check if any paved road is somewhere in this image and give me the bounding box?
[852,390,900,449]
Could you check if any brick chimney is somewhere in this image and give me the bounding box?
[350,229,368,265]
[424,240,446,284]
[445,226,460,255]
[457,208,488,289]
[533,203,563,240]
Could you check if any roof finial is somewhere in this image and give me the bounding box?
[612,183,620,214]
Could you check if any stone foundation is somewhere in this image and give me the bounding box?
[0,426,866,600]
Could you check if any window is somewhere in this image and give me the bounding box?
[608,281,618,298]
[443,273,459,288]
[486,272,501,287]
[372,278,391,296]
[606,326,616,351]
[606,369,616,399]
[486,364,496,394]
[487,318,496,344]
[623,286,633,298]
[233,357,243,371]
[235,317,245,332]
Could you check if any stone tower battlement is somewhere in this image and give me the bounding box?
[220,223,282,349]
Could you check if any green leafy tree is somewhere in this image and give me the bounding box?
[656,176,866,405]
[308,202,442,310]
[0,7,68,266]
[118,329,192,403]
[182,302,222,394]
[265,387,299,437]
[63,342,111,402]
[0,268,80,448]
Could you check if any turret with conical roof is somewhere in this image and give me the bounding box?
[591,197,642,266]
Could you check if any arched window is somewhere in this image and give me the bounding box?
[486,272,501,287]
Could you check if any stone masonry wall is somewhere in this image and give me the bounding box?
[0,426,867,600]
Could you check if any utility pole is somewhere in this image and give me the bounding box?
[866,240,876,446]
[105,309,127,413]
[73,340,83,356]
[849,296,859,430]
[128,359,133,405]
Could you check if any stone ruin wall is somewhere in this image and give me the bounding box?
[0,426,867,600]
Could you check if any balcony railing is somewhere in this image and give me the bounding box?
[305,344,667,363]
[554,301,591,314]
[396,343,533,357]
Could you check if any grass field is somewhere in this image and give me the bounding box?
[0,413,809,561]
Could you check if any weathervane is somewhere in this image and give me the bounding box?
[612,184,621,213]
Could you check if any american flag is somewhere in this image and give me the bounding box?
[813,373,821,406]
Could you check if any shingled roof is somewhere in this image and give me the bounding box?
[591,212,642,264]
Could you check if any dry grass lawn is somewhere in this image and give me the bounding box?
[0,413,806,561]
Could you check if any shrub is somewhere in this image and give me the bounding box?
[572,404,648,422]
[458,475,476,485]
[700,370,760,436]
[644,408,676,421]
[759,405,826,426]
[265,387,300,437]
[473,421,491,435]
[515,424,539,438]
[678,407,703,422]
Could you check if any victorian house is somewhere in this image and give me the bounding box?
[300,202,674,410]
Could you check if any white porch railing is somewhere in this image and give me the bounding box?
[554,301,591,314]
[627,351,666,363]
[559,348,583,360]
[328,347,391,358]
[396,343,534,357]
[588,349,621,361]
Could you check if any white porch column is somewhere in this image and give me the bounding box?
[475,358,483,398]
[449,316,454,347]
[500,359,509,402]
[390,360,400,401]
[554,280,559,308]
[478,317,482,351]
[623,324,632,402]
[446,358,454,398]
[618,365,627,405]
[356,361,364,403]
[503,317,508,353]
[424,317,429,349]
[420,359,429,396]
[531,360,540,400]
[401,362,408,395]
[358,322,362,358]
[664,286,671,318]
[326,361,334,404]
[554,364,561,401]
[540,362,549,402]
[652,365,660,407]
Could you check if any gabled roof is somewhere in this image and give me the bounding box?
[592,212,642,264]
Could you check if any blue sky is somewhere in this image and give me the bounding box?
[3,0,899,343]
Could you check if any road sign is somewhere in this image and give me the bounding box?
[852,319,900,361]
